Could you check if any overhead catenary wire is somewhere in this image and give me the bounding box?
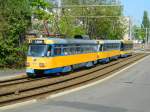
[55,5,123,8]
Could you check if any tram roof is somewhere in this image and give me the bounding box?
[29,37,97,44]
[121,40,133,44]
[28,37,131,45]
[97,40,121,44]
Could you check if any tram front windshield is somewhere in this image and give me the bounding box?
[28,45,47,57]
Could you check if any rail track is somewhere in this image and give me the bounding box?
[0,53,148,107]
[0,53,140,86]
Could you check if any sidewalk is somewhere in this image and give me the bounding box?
[0,69,26,80]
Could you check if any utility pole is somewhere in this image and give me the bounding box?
[143,28,150,44]
[145,28,150,44]
[57,0,62,17]
[140,23,150,44]
[128,16,132,40]
[148,28,150,43]
[145,28,148,43]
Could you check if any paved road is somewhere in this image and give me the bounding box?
[1,56,150,112]
[0,69,25,78]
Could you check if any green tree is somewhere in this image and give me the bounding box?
[0,0,31,68]
[61,0,126,39]
[142,11,150,28]
[30,0,54,36]
[141,10,150,41]
[58,16,85,37]
[133,25,145,40]
[30,0,53,20]
[30,0,86,37]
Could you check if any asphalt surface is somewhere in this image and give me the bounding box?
[1,55,150,112]
[0,69,25,78]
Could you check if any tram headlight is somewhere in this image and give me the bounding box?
[39,63,45,67]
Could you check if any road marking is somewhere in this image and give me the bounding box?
[0,55,149,110]
[0,100,37,111]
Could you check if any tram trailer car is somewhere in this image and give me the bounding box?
[26,38,133,77]
[120,40,133,57]
[97,40,121,63]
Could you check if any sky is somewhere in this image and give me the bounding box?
[121,0,150,25]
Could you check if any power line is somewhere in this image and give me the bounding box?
[56,4,123,8]
[68,15,128,18]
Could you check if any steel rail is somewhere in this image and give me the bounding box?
[0,53,148,107]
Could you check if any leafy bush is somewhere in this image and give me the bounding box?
[0,39,28,68]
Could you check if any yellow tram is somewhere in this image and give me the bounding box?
[26,37,133,77]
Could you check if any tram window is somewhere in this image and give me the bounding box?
[88,46,91,52]
[80,45,83,53]
[54,48,61,56]
[103,44,107,51]
[102,44,109,51]
[94,45,97,52]
[63,48,68,55]
[81,46,86,53]
[88,47,91,53]
[120,43,124,50]
[84,46,88,53]
[117,43,120,49]
[107,44,110,50]
[87,46,91,53]
[83,47,87,53]
[91,45,95,52]
[108,44,111,49]
[112,43,114,49]
[100,45,103,51]
[70,47,75,54]
[88,45,93,52]
[110,44,112,49]
[122,43,132,50]
[76,46,81,53]
[74,47,77,54]
[93,45,96,51]
[113,43,116,49]
[83,46,86,53]
[113,43,117,49]
[47,46,51,56]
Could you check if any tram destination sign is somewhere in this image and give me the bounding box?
[32,40,44,44]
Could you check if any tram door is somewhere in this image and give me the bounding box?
[99,44,104,51]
